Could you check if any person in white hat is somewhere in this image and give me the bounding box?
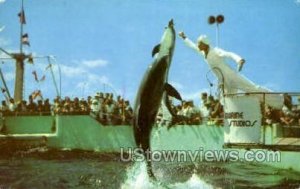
[178,31,284,109]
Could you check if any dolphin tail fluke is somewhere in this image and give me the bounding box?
[165,83,182,101]
[152,44,161,57]
[146,159,157,181]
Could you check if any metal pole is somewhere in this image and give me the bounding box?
[0,48,12,57]
[0,67,11,99]
[263,93,266,145]
[58,64,62,97]
[49,56,62,98]
[20,0,24,54]
[47,57,59,97]
[216,23,219,47]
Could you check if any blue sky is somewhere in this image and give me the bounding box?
[0,0,300,105]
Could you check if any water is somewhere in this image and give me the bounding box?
[0,149,300,189]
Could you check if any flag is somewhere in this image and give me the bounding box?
[32,90,42,100]
[45,63,52,70]
[18,9,26,24]
[28,54,34,64]
[39,75,46,82]
[32,71,38,82]
[1,87,6,93]
[22,33,30,46]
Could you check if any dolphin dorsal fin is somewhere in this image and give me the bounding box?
[165,83,182,101]
[152,44,160,57]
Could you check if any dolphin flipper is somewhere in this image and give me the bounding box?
[152,44,161,57]
[165,83,182,101]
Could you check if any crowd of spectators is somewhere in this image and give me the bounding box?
[157,93,300,127]
[1,91,300,127]
[0,92,133,125]
[264,95,300,127]
[0,92,225,126]
[156,92,224,126]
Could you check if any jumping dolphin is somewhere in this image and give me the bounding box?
[133,19,182,180]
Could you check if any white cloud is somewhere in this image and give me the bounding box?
[56,57,108,78]
[60,64,86,77]
[74,74,118,97]
[87,74,110,84]
[27,56,118,98]
[82,59,108,68]
[0,0,5,4]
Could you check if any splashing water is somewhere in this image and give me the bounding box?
[121,161,213,189]
[169,173,213,189]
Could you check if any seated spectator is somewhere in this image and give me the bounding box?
[72,97,80,113]
[44,99,51,112]
[99,99,107,123]
[283,93,293,110]
[87,96,92,107]
[90,96,100,119]
[37,100,44,112]
[291,105,300,126]
[20,100,27,112]
[122,101,132,125]
[264,105,281,125]
[105,99,115,125]
[189,101,201,125]
[15,101,22,112]
[27,95,37,112]
[79,98,89,113]
[8,98,16,112]
[209,97,223,125]
[0,100,8,113]
[199,93,211,123]
[280,110,295,126]
[52,98,61,114]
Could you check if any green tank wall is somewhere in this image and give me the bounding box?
[1,115,55,134]
[151,125,300,173]
[48,115,136,152]
[1,115,300,173]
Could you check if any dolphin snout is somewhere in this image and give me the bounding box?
[168,19,174,27]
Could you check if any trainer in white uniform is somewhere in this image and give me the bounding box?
[178,32,284,109]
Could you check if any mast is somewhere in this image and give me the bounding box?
[14,0,26,102]
[0,0,32,102]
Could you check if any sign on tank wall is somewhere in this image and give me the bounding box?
[224,95,262,144]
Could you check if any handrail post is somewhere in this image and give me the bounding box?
[262,93,266,145]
